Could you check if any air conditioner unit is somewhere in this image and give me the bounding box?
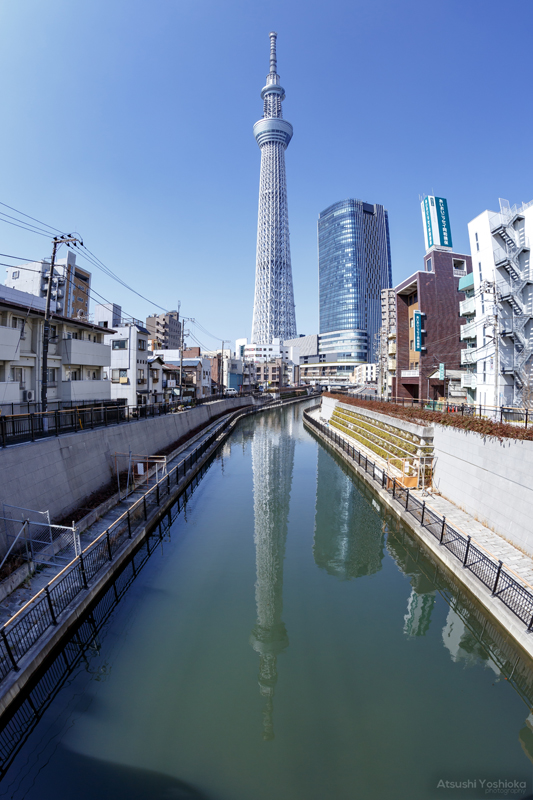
[23,390,34,402]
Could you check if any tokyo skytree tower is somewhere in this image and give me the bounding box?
[251,32,297,344]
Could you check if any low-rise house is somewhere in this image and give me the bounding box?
[147,355,165,404]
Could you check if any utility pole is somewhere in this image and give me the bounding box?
[219,340,230,394]
[493,305,499,411]
[41,234,82,414]
[179,322,184,402]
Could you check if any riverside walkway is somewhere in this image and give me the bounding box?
[307,405,533,590]
[305,404,533,662]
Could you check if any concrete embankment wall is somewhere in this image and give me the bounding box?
[432,425,533,555]
[0,398,252,537]
[322,396,533,556]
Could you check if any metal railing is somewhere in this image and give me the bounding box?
[303,409,533,634]
[0,392,309,683]
[0,394,257,448]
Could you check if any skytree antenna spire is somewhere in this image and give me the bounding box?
[251,32,297,345]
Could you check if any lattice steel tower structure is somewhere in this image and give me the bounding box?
[251,32,297,344]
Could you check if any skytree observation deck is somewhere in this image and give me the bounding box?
[251,32,297,345]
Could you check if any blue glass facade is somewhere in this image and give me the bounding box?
[318,199,392,363]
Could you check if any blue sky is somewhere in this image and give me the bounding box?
[0,0,531,350]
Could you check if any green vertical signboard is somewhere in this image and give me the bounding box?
[414,311,422,352]
[439,363,445,381]
[423,197,433,249]
[435,197,453,248]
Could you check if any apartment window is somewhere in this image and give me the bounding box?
[111,369,127,383]
[46,368,56,384]
[71,370,79,381]
[137,369,145,382]
[11,271,19,279]
[426,258,432,273]
[475,232,479,250]
[10,367,24,386]
[410,318,414,328]
[410,340,414,350]
[112,339,127,350]
[138,340,147,351]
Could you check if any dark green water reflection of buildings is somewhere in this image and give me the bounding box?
[249,412,533,763]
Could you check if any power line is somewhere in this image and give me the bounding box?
[0,201,227,340]
[0,200,64,235]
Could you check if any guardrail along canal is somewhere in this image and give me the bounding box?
[1,401,532,800]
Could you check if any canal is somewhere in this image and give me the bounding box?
[0,401,532,799]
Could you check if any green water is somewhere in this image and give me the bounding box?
[1,402,532,800]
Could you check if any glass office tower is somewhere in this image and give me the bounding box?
[318,199,392,363]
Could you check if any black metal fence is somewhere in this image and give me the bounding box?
[0,393,309,684]
[0,395,257,448]
[342,393,532,428]
[303,409,533,633]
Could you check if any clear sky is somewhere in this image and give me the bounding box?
[0,0,531,350]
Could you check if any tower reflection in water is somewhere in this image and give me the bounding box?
[313,447,385,580]
[249,412,295,740]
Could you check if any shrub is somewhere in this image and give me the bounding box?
[325,394,533,442]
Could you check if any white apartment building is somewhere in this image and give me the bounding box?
[1,288,112,412]
[378,288,396,398]
[466,198,533,408]
[95,303,152,406]
[243,338,289,364]
[5,251,91,319]
[351,362,377,385]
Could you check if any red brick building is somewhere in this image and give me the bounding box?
[392,249,472,400]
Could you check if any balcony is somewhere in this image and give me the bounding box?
[0,326,22,361]
[461,349,478,365]
[461,373,477,389]
[61,379,111,402]
[459,296,475,316]
[61,338,111,368]
[458,273,474,292]
[401,369,419,378]
[460,320,477,340]
[388,342,396,355]
[388,359,396,370]
[137,378,146,385]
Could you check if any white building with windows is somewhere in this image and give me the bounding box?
[466,198,533,408]
[95,303,152,406]
[5,251,91,319]
[0,287,112,412]
[351,362,377,385]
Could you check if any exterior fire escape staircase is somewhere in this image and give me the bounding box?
[492,212,532,399]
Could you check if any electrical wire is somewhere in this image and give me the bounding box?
[0,200,64,235]
[0,199,230,341]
